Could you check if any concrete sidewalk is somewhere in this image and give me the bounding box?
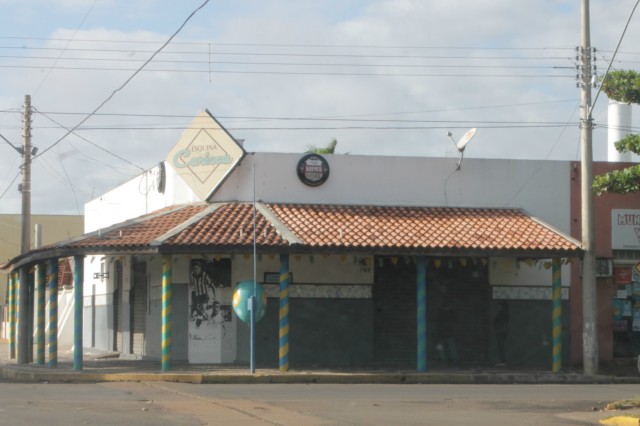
[1,341,639,384]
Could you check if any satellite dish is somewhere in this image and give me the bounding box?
[446,128,477,170]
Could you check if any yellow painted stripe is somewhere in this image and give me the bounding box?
[279,325,289,338]
[279,343,289,358]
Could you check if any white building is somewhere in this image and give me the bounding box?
[6,111,600,371]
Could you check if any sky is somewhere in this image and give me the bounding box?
[0,0,639,216]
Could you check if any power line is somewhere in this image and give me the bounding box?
[30,99,579,120]
[0,35,582,50]
[0,171,20,202]
[35,108,144,171]
[0,64,573,79]
[590,0,640,115]
[0,45,576,60]
[32,0,99,96]
[0,54,576,70]
[32,0,211,161]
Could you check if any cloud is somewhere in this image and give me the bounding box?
[0,0,638,214]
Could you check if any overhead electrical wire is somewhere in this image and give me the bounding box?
[32,0,99,96]
[590,0,640,115]
[0,54,575,70]
[31,0,211,161]
[35,108,144,172]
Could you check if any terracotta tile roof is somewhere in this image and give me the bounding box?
[265,204,581,255]
[3,202,581,270]
[165,203,289,247]
[64,204,209,250]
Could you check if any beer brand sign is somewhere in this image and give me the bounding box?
[166,111,245,200]
[612,209,640,250]
[297,154,330,187]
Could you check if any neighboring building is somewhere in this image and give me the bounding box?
[4,111,638,371]
[570,161,640,364]
[0,214,83,337]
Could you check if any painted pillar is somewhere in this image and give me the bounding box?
[48,258,59,368]
[35,262,46,365]
[416,256,427,372]
[73,255,84,371]
[279,254,290,372]
[15,272,20,361]
[552,258,562,373]
[17,266,29,364]
[8,272,16,359]
[161,255,172,372]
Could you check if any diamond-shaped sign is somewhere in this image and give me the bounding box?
[166,111,245,201]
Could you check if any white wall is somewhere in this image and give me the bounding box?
[84,153,572,239]
[213,153,571,235]
[84,163,199,232]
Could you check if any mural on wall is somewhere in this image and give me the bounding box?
[188,258,235,363]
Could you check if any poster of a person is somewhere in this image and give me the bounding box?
[190,260,216,327]
[188,258,234,363]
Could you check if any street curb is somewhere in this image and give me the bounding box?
[2,365,640,385]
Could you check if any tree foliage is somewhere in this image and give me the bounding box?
[601,70,640,104]
[305,138,338,154]
[593,134,640,195]
[593,164,640,195]
[593,69,640,196]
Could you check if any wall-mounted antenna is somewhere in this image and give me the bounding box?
[446,128,477,170]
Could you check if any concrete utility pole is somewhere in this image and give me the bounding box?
[580,0,598,375]
[17,94,33,365]
[21,94,32,256]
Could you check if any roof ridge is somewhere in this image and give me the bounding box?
[521,208,583,248]
[51,203,203,249]
[272,203,523,211]
[256,203,302,245]
[150,203,225,247]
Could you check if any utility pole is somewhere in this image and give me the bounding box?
[21,94,32,256]
[580,0,598,375]
[17,94,32,364]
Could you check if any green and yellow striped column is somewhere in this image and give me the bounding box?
[17,267,28,364]
[416,256,427,372]
[8,272,16,359]
[552,258,562,373]
[35,263,46,365]
[73,255,84,371]
[161,255,172,372]
[48,259,58,368]
[279,254,290,372]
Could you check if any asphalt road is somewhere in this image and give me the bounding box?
[0,381,638,425]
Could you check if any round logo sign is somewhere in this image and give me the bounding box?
[297,154,330,187]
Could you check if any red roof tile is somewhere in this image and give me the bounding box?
[166,203,288,247]
[3,202,581,270]
[265,204,580,255]
[66,204,209,250]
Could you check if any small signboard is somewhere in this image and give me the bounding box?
[166,111,245,201]
[297,154,330,187]
[614,266,632,285]
[612,209,640,250]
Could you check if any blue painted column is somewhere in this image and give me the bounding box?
[416,256,427,372]
[161,255,172,372]
[48,258,59,368]
[73,255,84,371]
[35,263,46,365]
[552,258,562,373]
[279,254,290,372]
